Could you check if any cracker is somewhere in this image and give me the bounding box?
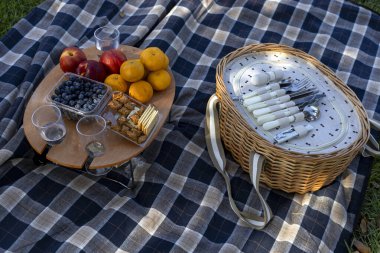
[144,110,158,135]
[138,105,153,129]
[140,107,152,129]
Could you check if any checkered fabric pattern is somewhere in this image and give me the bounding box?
[0,0,379,252]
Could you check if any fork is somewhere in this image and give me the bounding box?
[242,78,310,106]
[242,78,309,100]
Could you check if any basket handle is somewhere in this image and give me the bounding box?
[205,94,273,229]
[362,119,380,157]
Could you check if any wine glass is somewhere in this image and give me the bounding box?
[32,104,66,146]
[94,26,120,51]
[76,115,112,176]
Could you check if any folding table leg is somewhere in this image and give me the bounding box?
[32,145,51,165]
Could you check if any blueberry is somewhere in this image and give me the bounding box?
[74,104,81,109]
[101,89,106,95]
[97,94,103,98]
[78,94,84,99]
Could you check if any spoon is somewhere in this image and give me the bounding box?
[303,104,320,122]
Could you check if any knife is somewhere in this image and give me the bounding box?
[245,89,317,112]
[262,112,305,131]
[242,79,292,100]
[256,93,326,125]
[252,93,322,117]
[243,89,288,106]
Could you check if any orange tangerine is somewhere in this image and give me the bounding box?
[140,47,168,71]
[104,74,129,92]
[147,69,171,91]
[120,59,145,82]
[129,80,153,103]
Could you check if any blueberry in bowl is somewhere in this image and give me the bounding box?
[47,73,112,120]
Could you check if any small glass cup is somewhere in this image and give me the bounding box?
[94,26,120,51]
[76,115,111,176]
[32,104,66,146]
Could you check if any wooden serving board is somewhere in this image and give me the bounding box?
[23,45,175,169]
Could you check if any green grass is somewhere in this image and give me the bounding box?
[0,0,45,36]
[353,0,380,13]
[0,0,380,252]
[351,158,380,252]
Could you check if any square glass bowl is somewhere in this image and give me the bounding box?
[46,73,112,120]
[102,92,161,147]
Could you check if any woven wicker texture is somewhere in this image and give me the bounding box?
[216,43,370,194]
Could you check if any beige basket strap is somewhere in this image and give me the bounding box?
[363,119,380,157]
[205,94,273,229]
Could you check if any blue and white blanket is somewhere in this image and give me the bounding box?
[0,1,379,252]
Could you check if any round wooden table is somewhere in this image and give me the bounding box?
[23,45,175,170]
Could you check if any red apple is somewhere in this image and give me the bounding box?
[76,60,107,82]
[99,49,127,74]
[59,47,87,73]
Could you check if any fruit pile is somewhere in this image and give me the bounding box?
[59,46,171,104]
[52,75,107,112]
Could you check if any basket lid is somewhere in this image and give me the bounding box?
[223,50,363,155]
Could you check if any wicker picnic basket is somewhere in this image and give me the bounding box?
[215,43,370,194]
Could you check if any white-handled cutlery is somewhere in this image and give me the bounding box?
[253,101,296,117]
[242,78,308,99]
[273,124,314,144]
[247,69,284,86]
[262,95,323,131]
[262,112,305,130]
[246,88,317,111]
[255,93,326,125]
[257,106,301,125]
[233,76,325,142]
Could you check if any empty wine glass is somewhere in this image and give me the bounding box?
[94,26,120,51]
[76,115,111,176]
[32,104,66,146]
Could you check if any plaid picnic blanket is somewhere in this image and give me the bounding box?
[0,0,379,252]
